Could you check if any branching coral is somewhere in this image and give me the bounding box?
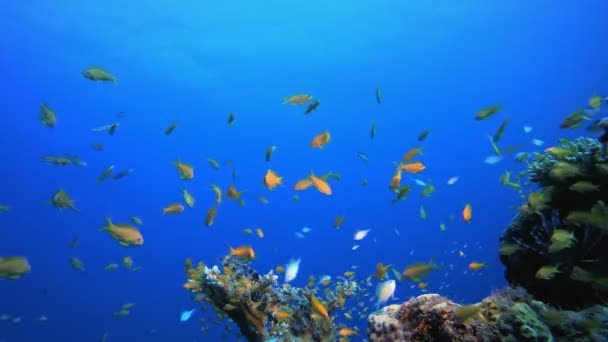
[183,256,361,342]
[528,137,607,186]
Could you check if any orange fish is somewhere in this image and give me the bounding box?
[227,184,245,206]
[389,167,402,190]
[375,262,392,280]
[294,178,313,191]
[462,204,472,223]
[229,245,255,261]
[205,208,217,227]
[163,203,184,215]
[263,169,282,190]
[418,282,428,289]
[311,130,331,149]
[310,173,332,195]
[310,293,329,320]
[468,262,486,271]
[338,328,357,337]
[173,159,194,180]
[402,147,423,161]
[400,161,426,174]
[333,215,344,229]
[100,218,144,246]
[275,310,291,321]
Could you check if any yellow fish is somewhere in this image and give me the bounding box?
[282,94,312,105]
[173,159,194,180]
[0,257,31,279]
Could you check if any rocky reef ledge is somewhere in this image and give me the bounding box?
[368,288,607,342]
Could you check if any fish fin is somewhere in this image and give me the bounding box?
[119,242,129,247]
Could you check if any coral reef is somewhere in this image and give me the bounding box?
[368,294,494,341]
[183,255,361,342]
[368,287,608,342]
[500,137,608,308]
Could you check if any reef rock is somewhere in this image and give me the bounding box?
[368,288,607,342]
[368,294,492,341]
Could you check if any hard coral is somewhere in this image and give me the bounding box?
[371,288,608,342]
[368,294,494,342]
[528,137,606,186]
[183,256,361,342]
[500,136,608,308]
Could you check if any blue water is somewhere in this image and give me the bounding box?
[1,1,608,341]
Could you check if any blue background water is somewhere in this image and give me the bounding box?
[1,1,608,341]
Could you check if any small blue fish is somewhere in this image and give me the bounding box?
[532,139,544,147]
[408,176,426,187]
[180,309,195,322]
[484,155,503,165]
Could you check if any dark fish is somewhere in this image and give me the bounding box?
[108,123,118,136]
[418,129,430,142]
[304,99,320,114]
[91,143,104,151]
[560,109,588,129]
[371,121,376,139]
[586,118,608,133]
[228,113,235,125]
[475,105,501,120]
[112,169,133,180]
[376,87,382,104]
[69,235,79,249]
[265,145,276,162]
[164,121,177,135]
[492,117,509,143]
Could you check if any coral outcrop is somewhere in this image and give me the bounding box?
[500,137,608,308]
[183,255,361,342]
[368,288,608,341]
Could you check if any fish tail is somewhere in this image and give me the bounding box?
[103,217,112,228]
